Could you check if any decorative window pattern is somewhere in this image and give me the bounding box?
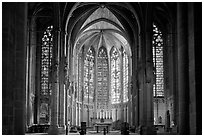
[123,50,129,102]
[84,47,95,103]
[78,50,82,102]
[97,47,109,109]
[111,47,121,104]
[41,25,53,95]
[152,23,164,97]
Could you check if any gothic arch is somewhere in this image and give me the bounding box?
[152,3,178,127]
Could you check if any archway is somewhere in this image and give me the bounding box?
[70,6,133,130]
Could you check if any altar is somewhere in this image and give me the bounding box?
[92,118,113,133]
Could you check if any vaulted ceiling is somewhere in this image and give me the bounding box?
[67,3,141,53]
[73,6,131,57]
[28,2,176,55]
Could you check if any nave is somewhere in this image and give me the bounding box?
[2,2,202,135]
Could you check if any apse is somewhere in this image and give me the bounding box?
[73,6,132,126]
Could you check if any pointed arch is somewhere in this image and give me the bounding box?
[97,46,109,109]
[40,25,53,96]
[123,49,129,102]
[83,46,95,103]
[152,23,164,97]
[110,46,121,104]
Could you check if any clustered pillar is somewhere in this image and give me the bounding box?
[48,28,60,134]
[2,3,28,134]
[58,31,66,131]
[177,3,190,135]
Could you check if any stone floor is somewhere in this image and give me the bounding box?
[26,131,176,135]
[86,130,139,135]
[26,127,177,135]
[26,130,139,135]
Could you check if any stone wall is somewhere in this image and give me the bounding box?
[2,3,27,134]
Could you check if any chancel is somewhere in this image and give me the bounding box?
[2,2,202,135]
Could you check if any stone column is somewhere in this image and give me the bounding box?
[94,50,98,120]
[128,100,131,124]
[27,18,36,127]
[142,6,155,133]
[75,103,77,126]
[58,31,66,133]
[123,107,126,122]
[172,28,179,127]
[192,3,202,135]
[35,24,43,125]
[48,29,60,135]
[177,3,189,134]
[120,49,124,122]
[131,41,138,127]
[138,30,145,130]
[48,3,62,134]
[75,103,78,125]
[70,89,73,125]
[110,110,112,119]
[2,3,27,134]
[126,106,128,123]
[78,103,80,126]
[30,24,37,125]
[81,47,85,122]
[48,63,60,134]
[64,56,69,133]
[116,109,118,121]
[144,31,155,134]
[79,104,81,125]
[72,90,76,126]
[87,106,89,126]
[128,55,132,125]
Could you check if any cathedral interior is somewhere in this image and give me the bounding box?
[2,2,202,135]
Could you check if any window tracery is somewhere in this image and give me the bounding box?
[84,47,95,103]
[78,50,82,102]
[41,25,53,96]
[123,51,129,102]
[97,47,109,109]
[111,47,121,104]
[152,23,164,97]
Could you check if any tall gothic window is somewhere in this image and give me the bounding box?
[78,50,82,102]
[41,25,53,95]
[97,47,109,109]
[152,23,164,97]
[123,50,129,102]
[84,47,95,103]
[111,47,121,104]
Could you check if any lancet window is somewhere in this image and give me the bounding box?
[123,51,129,102]
[97,47,109,109]
[84,47,95,103]
[111,47,121,104]
[152,23,164,97]
[40,25,53,95]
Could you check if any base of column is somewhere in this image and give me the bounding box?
[58,126,66,135]
[140,125,157,135]
[48,125,59,135]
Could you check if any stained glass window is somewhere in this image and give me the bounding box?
[78,50,82,102]
[123,50,129,102]
[97,47,109,109]
[111,47,121,104]
[84,47,95,103]
[152,23,164,97]
[41,25,53,95]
